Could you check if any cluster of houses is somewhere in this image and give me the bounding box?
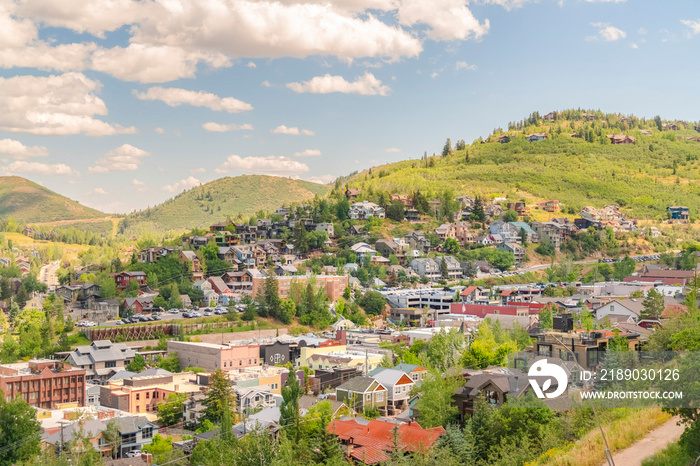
[8,258,690,462]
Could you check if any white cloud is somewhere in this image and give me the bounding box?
[190,168,206,174]
[215,154,310,176]
[163,176,201,193]
[630,42,638,49]
[91,44,231,83]
[1,160,78,176]
[132,179,146,186]
[246,61,256,68]
[272,125,315,135]
[385,147,401,153]
[130,1,422,62]
[478,0,533,10]
[202,122,254,132]
[398,0,489,41]
[89,144,150,173]
[0,72,136,136]
[0,139,48,158]
[430,72,439,79]
[293,149,322,157]
[306,174,336,184]
[15,0,145,38]
[590,22,626,41]
[455,61,477,70]
[134,87,253,113]
[261,80,272,87]
[155,127,165,134]
[0,42,96,72]
[92,187,108,195]
[582,0,626,2]
[681,19,700,36]
[287,72,390,96]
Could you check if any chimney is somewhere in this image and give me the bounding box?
[336,329,346,346]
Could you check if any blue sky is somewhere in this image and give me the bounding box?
[0,0,698,213]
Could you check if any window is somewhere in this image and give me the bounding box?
[366,394,371,401]
[274,354,281,364]
[146,392,150,399]
[136,406,140,412]
[375,392,384,402]
[143,427,153,439]
[136,393,140,400]
[239,361,242,366]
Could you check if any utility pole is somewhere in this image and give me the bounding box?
[59,420,68,458]
[365,348,368,376]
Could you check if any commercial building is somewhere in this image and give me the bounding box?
[250,274,348,302]
[0,359,86,408]
[167,341,261,372]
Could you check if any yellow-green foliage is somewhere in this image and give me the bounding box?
[122,175,330,234]
[531,408,671,466]
[347,120,700,221]
[0,176,104,222]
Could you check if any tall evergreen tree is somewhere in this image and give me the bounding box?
[280,370,302,442]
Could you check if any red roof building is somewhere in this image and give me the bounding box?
[328,418,445,464]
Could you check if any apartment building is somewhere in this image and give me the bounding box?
[0,359,86,409]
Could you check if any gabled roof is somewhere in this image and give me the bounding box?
[337,376,384,393]
[111,415,155,434]
[371,368,414,387]
[394,363,426,374]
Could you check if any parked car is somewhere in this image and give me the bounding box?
[168,308,179,314]
[152,314,161,320]
[126,450,141,458]
[204,311,212,317]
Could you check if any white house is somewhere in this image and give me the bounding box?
[595,299,645,322]
[349,201,386,220]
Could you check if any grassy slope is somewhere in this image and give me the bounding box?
[124,175,330,233]
[0,176,105,223]
[346,128,700,220]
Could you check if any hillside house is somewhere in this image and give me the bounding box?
[506,201,529,215]
[434,256,462,280]
[434,223,456,240]
[667,206,689,221]
[405,231,431,253]
[56,283,101,310]
[409,258,440,281]
[607,134,635,144]
[526,132,547,142]
[138,246,177,263]
[180,250,203,281]
[345,188,361,200]
[349,201,386,220]
[497,242,526,266]
[497,134,513,143]
[489,221,520,243]
[375,239,406,264]
[110,272,146,291]
[537,200,559,212]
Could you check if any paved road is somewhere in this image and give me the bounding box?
[39,260,60,288]
[601,416,685,466]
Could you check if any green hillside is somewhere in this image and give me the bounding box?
[346,110,700,220]
[0,176,105,223]
[121,175,330,234]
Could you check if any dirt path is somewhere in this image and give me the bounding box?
[602,416,685,466]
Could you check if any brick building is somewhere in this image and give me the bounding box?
[0,359,86,408]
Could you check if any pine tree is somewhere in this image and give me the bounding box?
[280,370,302,442]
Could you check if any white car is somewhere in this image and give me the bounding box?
[125,450,141,458]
